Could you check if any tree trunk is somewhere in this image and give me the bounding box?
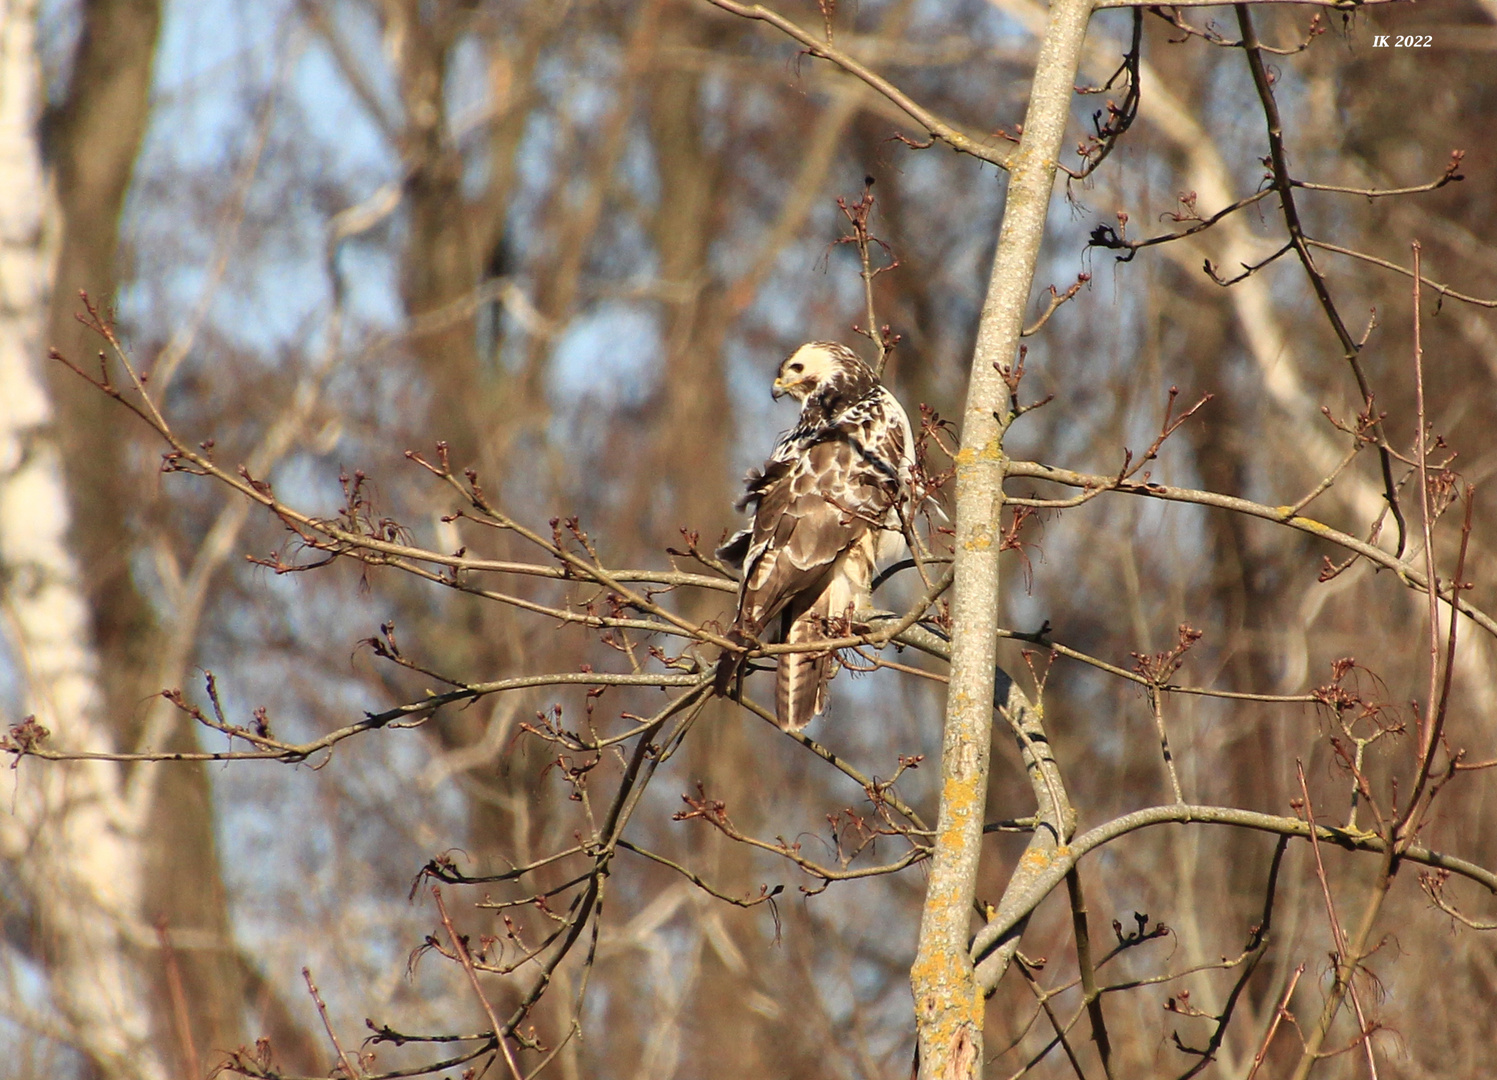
[910,2,1094,1076]
[19,1,314,1071]
[42,0,162,733]
[0,5,166,1076]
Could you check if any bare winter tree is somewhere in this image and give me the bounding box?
[6,1,1497,1079]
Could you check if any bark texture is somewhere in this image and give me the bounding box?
[910,1,1095,1075]
[37,1,274,1070]
[0,5,166,1076]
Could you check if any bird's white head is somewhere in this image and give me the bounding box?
[771,342,867,402]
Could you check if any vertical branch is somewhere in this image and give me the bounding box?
[1245,963,1305,1080]
[911,0,1095,1075]
[1016,959,1091,1080]
[1412,241,1439,770]
[1149,687,1185,804]
[154,923,201,1080]
[1066,870,1115,1080]
[973,676,1077,991]
[835,177,897,376]
[1176,836,1291,1080]
[863,254,884,376]
[1235,3,1407,555]
[1396,242,1472,843]
[303,967,361,1079]
[433,888,524,1080]
[1402,486,1473,839]
[1289,764,1389,1080]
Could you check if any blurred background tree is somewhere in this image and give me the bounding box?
[3,0,1497,1078]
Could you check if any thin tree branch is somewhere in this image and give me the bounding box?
[701,0,1016,170]
[1291,148,1464,198]
[1173,836,1289,1079]
[1066,870,1115,1079]
[1235,2,1408,556]
[1244,963,1306,1080]
[1003,458,1497,640]
[972,802,1497,986]
[5,672,711,765]
[1288,765,1389,1080]
[1087,188,1275,262]
[1016,958,1092,1080]
[1305,237,1497,309]
[432,888,521,1080]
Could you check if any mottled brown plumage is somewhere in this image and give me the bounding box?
[716,342,914,730]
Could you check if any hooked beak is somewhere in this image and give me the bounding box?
[771,378,789,401]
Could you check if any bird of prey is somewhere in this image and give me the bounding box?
[716,341,915,730]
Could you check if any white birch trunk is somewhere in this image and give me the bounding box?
[0,4,168,1077]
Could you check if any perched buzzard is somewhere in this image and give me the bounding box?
[716,341,915,730]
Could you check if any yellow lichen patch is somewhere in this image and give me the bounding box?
[910,948,984,1026]
[937,775,980,837]
[1274,506,1334,535]
[1019,847,1051,871]
[954,435,1007,467]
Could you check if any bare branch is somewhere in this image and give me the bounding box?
[1066,871,1115,1079]
[1004,458,1497,641]
[1235,3,1409,555]
[1291,149,1464,197]
[1306,237,1497,309]
[5,672,711,766]
[971,802,1497,974]
[701,0,1016,170]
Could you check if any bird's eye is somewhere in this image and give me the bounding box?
[789,363,804,374]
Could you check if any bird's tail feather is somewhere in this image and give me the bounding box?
[778,599,831,731]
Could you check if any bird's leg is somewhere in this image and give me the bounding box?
[713,621,774,701]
